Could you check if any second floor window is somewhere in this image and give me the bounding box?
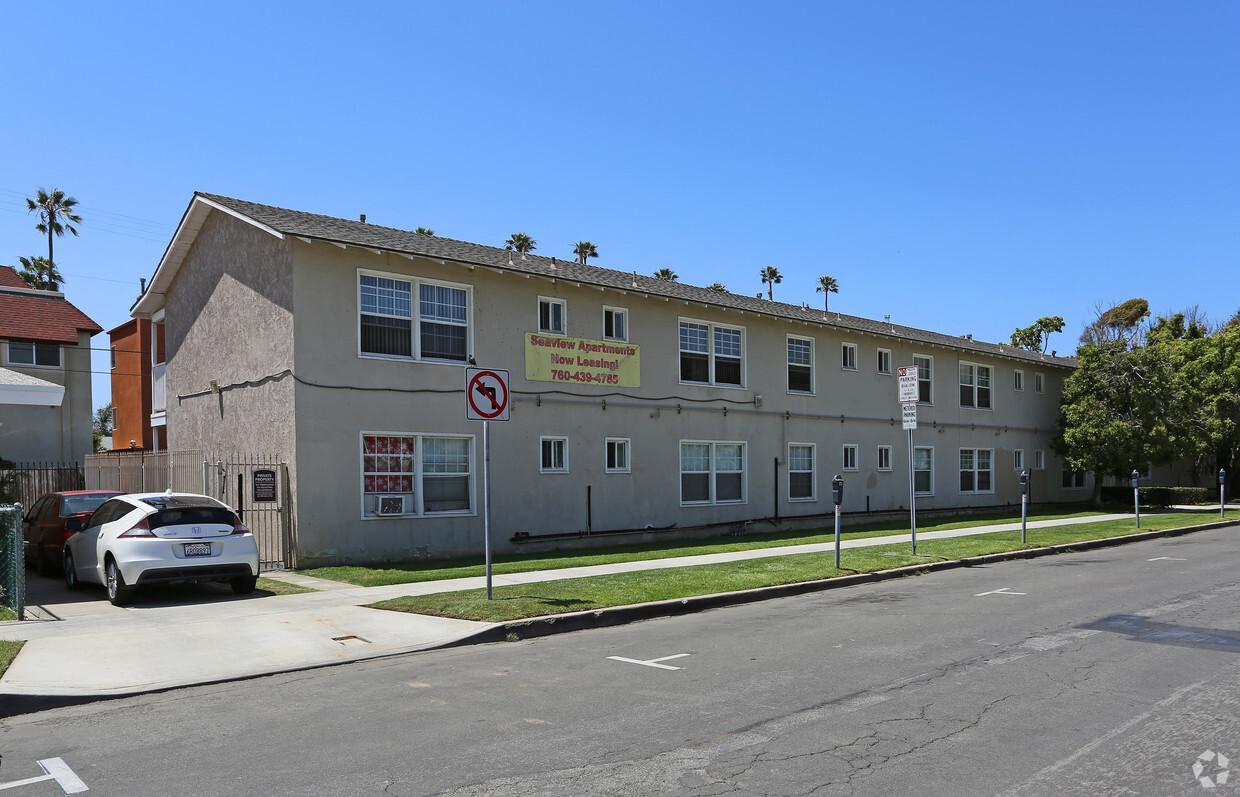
[359,273,469,362]
[959,362,992,409]
[787,336,813,393]
[680,320,743,387]
[842,342,858,370]
[8,341,60,367]
[603,307,627,341]
[539,297,566,335]
[914,355,933,403]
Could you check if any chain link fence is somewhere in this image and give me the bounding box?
[1,503,25,620]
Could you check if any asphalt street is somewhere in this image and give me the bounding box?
[3,525,1240,796]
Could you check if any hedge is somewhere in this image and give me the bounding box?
[1099,485,1213,507]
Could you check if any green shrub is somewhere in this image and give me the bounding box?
[1100,485,1213,506]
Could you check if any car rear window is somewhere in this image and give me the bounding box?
[148,507,236,530]
[61,494,121,516]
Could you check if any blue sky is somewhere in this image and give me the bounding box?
[2,2,1236,407]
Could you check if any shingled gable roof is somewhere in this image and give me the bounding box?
[136,193,1076,369]
[0,266,103,345]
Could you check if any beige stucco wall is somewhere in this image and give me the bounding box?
[161,210,297,499]
[0,330,95,464]
[278,240,1081,565]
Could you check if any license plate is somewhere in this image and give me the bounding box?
[183,543,212,557]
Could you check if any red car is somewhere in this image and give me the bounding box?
[23,491,124,577]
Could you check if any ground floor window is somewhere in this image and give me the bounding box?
[877,445,892,471]
[362,433,472,517]
[541,437,568,473]
[960,448,993,493]
[681,441,745,505]
[1062,468,1086,489]
[914,447,934,495]
[789,444,814,501]
[842,444,858,471]
[606,438,630,473]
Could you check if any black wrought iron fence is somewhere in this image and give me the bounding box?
[0,463,84,508]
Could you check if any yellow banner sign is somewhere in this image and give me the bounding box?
[525,333,641,387]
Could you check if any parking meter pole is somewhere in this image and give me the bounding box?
[832,474,844,570]
[1020,470,1029,545]
[484,420,493,600]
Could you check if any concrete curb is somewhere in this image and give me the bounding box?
[448,518,1239,646]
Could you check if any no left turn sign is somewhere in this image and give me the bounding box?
[466,368,510,421]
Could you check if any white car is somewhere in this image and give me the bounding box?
[63,492,260,606]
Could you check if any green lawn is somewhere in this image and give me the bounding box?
[256,577,316,596]
[0,639,23,678]
[0,605,15,622]
[368,510,1227,623]
[305,505,1108,587]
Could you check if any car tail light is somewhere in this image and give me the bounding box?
[119,517,156,538]
[232,515,250,535]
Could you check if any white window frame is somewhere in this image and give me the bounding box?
[1034,372,1045,393]
[603,306,628,342]
[841,342,858,370]
[358,269,472,364]
[1035,449,1046,470]
[605,437,631,474]
[913,354,933,404]
[842,444,859,472]
[959,448,994,494]
[540,436,569,473]
[110,345,117,370]
[959,361,993,410]
[538,296,567,336]
[1013,369,1024,391]
[914,446,934,496]
[1014,449,1025,470]
[787,334,814,395]
[360,432,475,519]
[680,440,747,506]
[6,341,62,369]
[678,318,746,388]
[877,445,893,471]
[788,443,816,502]
[877,348,892,375]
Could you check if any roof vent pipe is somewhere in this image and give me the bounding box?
[360,214,366,223]
[139,277,147,294]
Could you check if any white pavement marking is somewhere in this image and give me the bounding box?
[1148,556,1187,561]
[975,587,1027,597]
[0,758,88,793]
[607,653,690,671]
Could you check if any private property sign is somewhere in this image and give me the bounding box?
[897,365,919,403]
[524,332,641,387]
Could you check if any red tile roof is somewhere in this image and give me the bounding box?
[0,266,28,289]
[0,291,103,344]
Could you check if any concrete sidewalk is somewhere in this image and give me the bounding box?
[0,511,1222,705]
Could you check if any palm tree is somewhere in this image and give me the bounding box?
[415,227,435,236]
[706,282,727,292]
[816,275,839,312]
[504,232,536,257]
[572,241,598,265]
[653,268,678,281]
[27,188,82,266]
[760,266,782,301]
[17,255,64,290]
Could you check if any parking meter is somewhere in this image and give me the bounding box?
[1019,470,1030,496]
[1131,470,1140,489]
[832,475,844,569]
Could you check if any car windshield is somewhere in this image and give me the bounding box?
[61,493,121,516]
[148,507,236,530]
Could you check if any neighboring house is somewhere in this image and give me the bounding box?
[132,193,1084,566]
[108,317,166,451]
[0,265,102,464]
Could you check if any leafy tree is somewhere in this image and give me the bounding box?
[16,255,64,290]
[706,282,727,292]
[27,187,82,266]
[1079,298,1150,346]
[572,241,598,265]
[653,268,678,281]
[415,227,435,236]
[1010,315,1065,354]
[504,232,536,256]
[760,266,782,301]
[94,403,114,437]
[1054,338,1193,502]
[1179,323,1240,490]
[0,456,19,504]
[816,275,839,312]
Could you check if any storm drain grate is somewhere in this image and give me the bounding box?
[332,635,371,646]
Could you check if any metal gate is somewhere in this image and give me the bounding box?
[203,456,293,571]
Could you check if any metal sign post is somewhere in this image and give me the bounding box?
[898,366,919,556]
[466,368,510,600]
